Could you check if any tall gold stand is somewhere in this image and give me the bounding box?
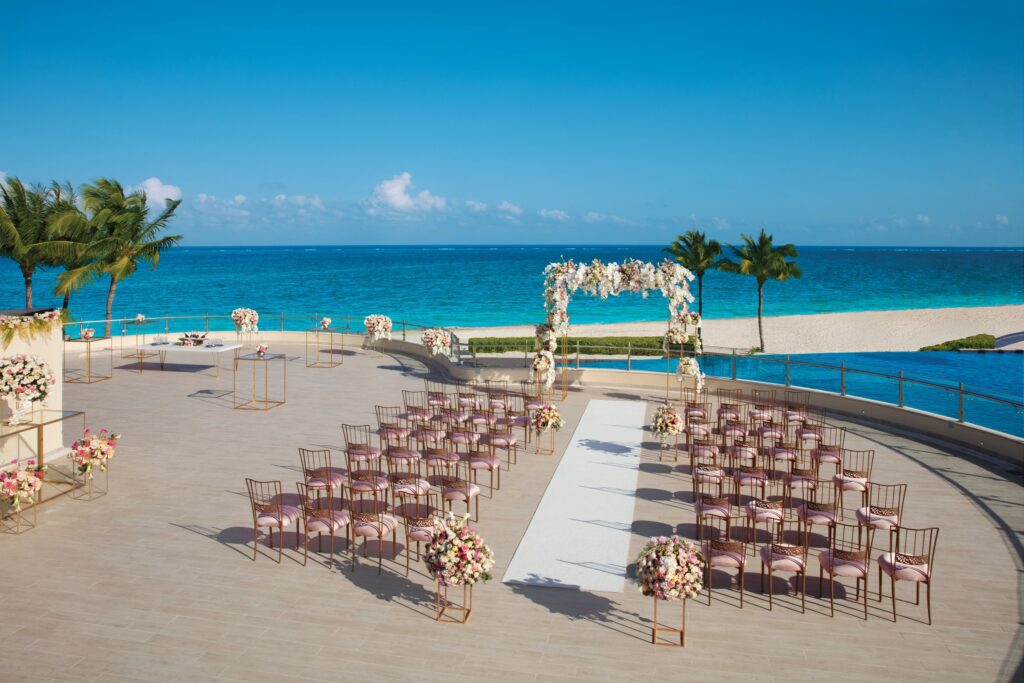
[657,432,680,462]
[121,320,158,360]
[305,327,342,368]
[0,497,37,534]
[651,597,686,647]
[436,582,473,623]
[534,428,555,455]
[65,337,113,384]
[234,353,287,411]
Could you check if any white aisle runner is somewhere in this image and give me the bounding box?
[502,399,646,592]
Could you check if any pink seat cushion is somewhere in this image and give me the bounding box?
[722,424,746,439]
[798,504,836,525]
[771,447,798,461]
[691,443,718,457]
[490,434,517,447]
[350,475,388,492]
[748,409,772,421]
[467,454,501,470]
[702,541,745,568]
[818,549,868,577]
[717,408,741,420]
[694,465,724,483]
[380,426,410,440]
[796,427,823,440]
[854,506,899,530]
[834,472,869,491]
[758,544,806,572]
[386,449,422,462]
[425,450,460,465]
[785,410,807,423]
[470,414,496,426]
[525,399,544,411]
[392,477,431,496]
[687,424,711,438]
[256,504,301,527]
[407,527,434,543]
[307,471,345,489]
[685,408,707,419]
[449,431,482,445]
[510,415,530,428]
[488,399,508,410]
[811,447,841,464]
[347,446,382,460]
[745,500,784,522]
[735,469,766,485]
[696,498,730,518]
[405,409,432,423]
[418,428,448,441]
[729,445,759,462]
[442,482,481,501]
[878,552,930,582]
[759,426,785,439]
[304,509,351,534]
[353,514,398,537]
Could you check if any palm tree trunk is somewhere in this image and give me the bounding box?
[22,266,33,309]
[104,277,118,338]
[757,281,765,352]
[697,274,704,318]
[62,291,71,310]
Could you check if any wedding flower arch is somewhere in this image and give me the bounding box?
[533,258,701,388]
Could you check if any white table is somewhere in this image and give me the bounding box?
[135,342,242,377]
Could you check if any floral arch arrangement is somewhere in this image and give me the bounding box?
[533,258,702,389]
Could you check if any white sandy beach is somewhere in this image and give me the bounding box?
[449,304,1024,354]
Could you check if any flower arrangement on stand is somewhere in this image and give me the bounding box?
[0,460,45,533]
[134,313,146,323]
[364,314,392,342]
[319,316,332,330]
[81,328,95,340]
[231,308,259,334]
[0,310,64,349]
[676,356,705,393]
[68,428,120,498]
[651,404,683,459]
[634,535,705,646]
[256,343,269,357]
[530,404,563,454]
[0,354,55,425]
[421,328,452,357]
[424,513,495,623]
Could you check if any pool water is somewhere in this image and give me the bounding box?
[580,351,1024,437]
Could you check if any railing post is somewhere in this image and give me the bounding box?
[205,313,209,333]
[346,315,350,335]
[840,362,846,396]
[958,383,965,422]
[165,315,169,335]
[731,349,737,380]
[626,342,631,371]
[402,321,407,342]
[785,355,791,386]
[280,312,284,332]
[576,340,580,369]
[898,371,904,407]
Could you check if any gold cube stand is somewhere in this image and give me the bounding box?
[534,428,555,455]
[305,328,342,368]
[657,433,681,462]
[234,352,287,411]
[436,582,473,624]
[651,596,687,647]
[0,499,37,535]
[65,337,113,384]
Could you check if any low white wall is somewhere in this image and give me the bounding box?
[2,315,66,464]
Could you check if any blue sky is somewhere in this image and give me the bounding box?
[2,1,1022,246]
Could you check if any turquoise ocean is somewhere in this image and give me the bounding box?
[2,245,1022,327]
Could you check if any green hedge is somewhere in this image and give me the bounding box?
[919,333,995,352]
[467,335,694,356]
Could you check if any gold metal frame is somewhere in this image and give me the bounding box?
[65,337,113,384]
[305,327,343,368]
[120,319,159,360]
[651,596,686,646]
[233,352,287,411]
[0,494,38,534]
[0,410,87,506]
[436,581,473,624]
[533,427,555,455]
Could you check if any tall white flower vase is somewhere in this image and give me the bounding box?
[6,398,34,426]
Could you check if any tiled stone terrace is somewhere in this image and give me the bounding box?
[3,340,1021,682]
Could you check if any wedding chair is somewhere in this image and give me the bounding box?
[878,526,938,624]
[342,426,389,502]
[424,379,450,411]
[744,479,788,558]
[297,447,345,503]
[295,482,350,568]
[375,405,410,449]
[402,390,434,427]
[781,390,810,428]
[483,379,511,415]
[400,501,437,577]
[759,519,809,612]
[519,379,546,412]
[342,424,382,463]
[694,478,733,540]
[464,441,502,494]
[504,393,532,445]
[795,478,839,550]
[349,491,398,574]
[430,455,481,521]
[487,420,518,469]
[385,444,430,510]
[701,515,748,608]
[809,426,847,472]
[855,482,907,551]
[818,522,874,619]
[834,449,874,517]
[732,461,768,509]
[245,478,300,563]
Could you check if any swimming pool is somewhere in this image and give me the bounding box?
[578,351,1024,437]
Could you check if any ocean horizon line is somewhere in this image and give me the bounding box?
[168,243,1024,251]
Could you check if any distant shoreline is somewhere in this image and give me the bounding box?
[447,304,1024,354]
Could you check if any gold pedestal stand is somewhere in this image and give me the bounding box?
[305,327,343,368]
[72,466,109,500]
[534,428,555,455]
[657,433,680,462]
[651,597,687,647]
[234,353,287,411]
[436,582,473,624]
[65,337,113,384]
[0,498,37,534]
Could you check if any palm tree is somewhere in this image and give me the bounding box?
[55,179,182,336]
[0,178,78,308]
[663,230,722,317]
[717,229,801,352]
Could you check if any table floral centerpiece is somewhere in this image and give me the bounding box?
[364,314,392,342]
[634,535,705,646]
[0,354,55,425]
[256,343,268,357]
[81,327,95,340]
[425,513,495,623]
[421,328,451,357]
[231,308,259,334]
[319,316,331,330]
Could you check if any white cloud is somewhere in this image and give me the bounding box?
[893,217,908,228]
[464,200,487,212]
[497,200,523,216]
[366,172,446,215]
[915,214,930,225]
[137,177,182,209]
[711,216,731,230]
[995,214,1009,225]
[583,211,630,225]
[233,194,247,205]
[538,208,570,221]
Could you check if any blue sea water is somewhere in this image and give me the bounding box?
[1,245,1021,327]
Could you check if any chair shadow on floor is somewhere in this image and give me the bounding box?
[508,574,650,642]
